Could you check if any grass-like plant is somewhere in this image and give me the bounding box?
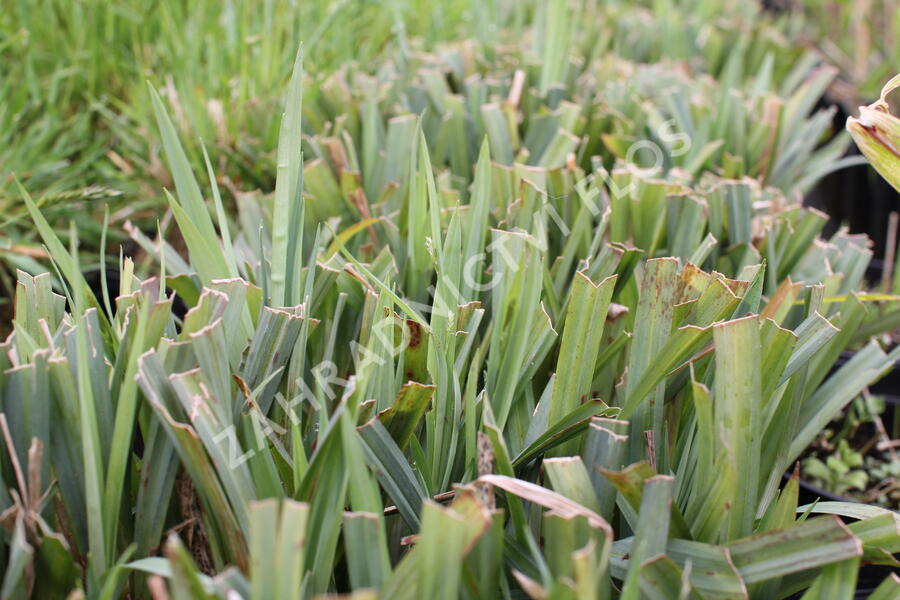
[0,0,493,309]
[794,0,898,104]
[2,42,899,598]
[0,0,848,288]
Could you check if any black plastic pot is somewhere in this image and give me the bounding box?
[784,467,896,598]
[800,76,900,279]
[790,393,899,506]
[784,566,890,599]
[785,374,899,597]
[791,472,850,506]
[807,146,900,262]
[804,88,900,262]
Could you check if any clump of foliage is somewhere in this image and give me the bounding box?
[795,0,899,104]
[0,0,850,285]
[2,38,900,598]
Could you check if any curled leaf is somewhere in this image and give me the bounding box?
[847,73,900,192]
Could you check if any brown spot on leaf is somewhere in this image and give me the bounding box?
[232,374,251,399]
[406,320,422,348]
